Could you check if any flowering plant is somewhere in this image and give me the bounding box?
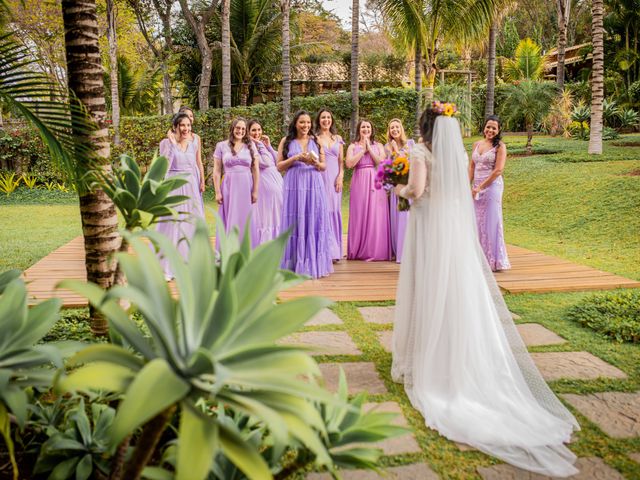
[432,101,458,117]
[374,153,411,211]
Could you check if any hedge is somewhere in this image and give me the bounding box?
[115,87,421,168]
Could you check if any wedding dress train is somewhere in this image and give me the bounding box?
[392,117,579,477]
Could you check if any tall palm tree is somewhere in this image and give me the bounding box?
[485,20,498,117]
[222,0,231,111]
[106,0,120,144]
[177,0,217,111]
[350,0,359,141]
[589,0,604,154]
[61,0,120,335]
[281,0,291,128]
[556,0,571,90]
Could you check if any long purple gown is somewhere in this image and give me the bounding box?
[320,137,344,260]
[156,138,205,278]
[281,139,334,278]
[214,141,257,247]
[472,144,511,271]
[254,141,284,244]
[388,139,414,264]
[347,142,391,261]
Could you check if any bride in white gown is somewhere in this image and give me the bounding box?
[392,107,579,477]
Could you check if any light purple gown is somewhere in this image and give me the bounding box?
[388,139,414,264]
[253,141,284,245]
[281,139,334,278]
[347,142,391,261]
[214,141,257,247]
[320,137,344,260]
[156,138,205,278]
[472,144,511,271]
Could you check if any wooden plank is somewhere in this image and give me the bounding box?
[22,235,640,306]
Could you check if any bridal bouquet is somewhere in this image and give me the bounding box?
[374,153,411,211]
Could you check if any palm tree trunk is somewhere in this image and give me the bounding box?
[350,0,359,141]
[61,0,120,336]
[106,0,120,145]
[177,0,216,112]
[221,0,231,112]
[588,0,604,154]
[281,0,291,130]
[160,61,173,115]
[414,43,422,139]
[556,0,570,91]
[485,20,497,117]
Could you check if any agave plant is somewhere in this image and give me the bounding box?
[33,399,114,480]
[618,108,639,130]
[602,99,621,128]
[57,221,337,480]
[0,270,65,480]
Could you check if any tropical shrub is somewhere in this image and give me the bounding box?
[503,38,546,81]
[618,109,639,131]
[567,290,640,343]
[0,171,21,195]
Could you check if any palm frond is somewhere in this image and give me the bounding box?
[0,33,99,192]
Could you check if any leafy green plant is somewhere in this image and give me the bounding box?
[43,180,58,191]
[21,173,37,189]
[571,103,591,124]
[567,290,640,343]
[603,99,621,128]
[603,127,620,141]
[0,171,21,195]
[618,109,639,130]
[0,270,64,480]
[504,38,546,81]
[57,222,337,480]
[33,399,114,480]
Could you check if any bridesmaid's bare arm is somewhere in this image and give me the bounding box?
[212,155,223,204]
[336,136,344,192]
[315,145,326,171]
[195,135,205,192]
[251,149,260,203]
[345,144,365,168]
[368,142,386,166]
[277,138,304,172]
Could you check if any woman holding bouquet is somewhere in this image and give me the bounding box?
[346,119,391,261]
[385,119,415,263]
[277,110,333,278]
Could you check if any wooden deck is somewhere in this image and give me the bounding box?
[23,236,640,307]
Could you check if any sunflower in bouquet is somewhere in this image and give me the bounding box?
[374,152,411,211]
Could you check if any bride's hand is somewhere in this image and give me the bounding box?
[394,184,405,197]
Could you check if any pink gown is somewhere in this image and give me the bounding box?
[347,142,392,261]
[320,137,344,260]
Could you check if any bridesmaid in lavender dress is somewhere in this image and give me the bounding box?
[469,115,511,271]
[157,112,205,280]
[385,118,415,263]
[247,119,284,244]
[277,110,333,278]
[315,109,344,261]
[346,119,391,261]
[212,118,260,247]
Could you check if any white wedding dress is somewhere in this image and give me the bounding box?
[392,116,579,477]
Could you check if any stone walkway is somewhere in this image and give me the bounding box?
[300,307,637,479]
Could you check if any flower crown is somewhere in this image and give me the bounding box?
[431,101,458,117]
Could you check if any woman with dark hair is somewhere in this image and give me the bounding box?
[469,115,510,271]
[315,108,344,261]
[212,117,260,247]
[247,119,283,244]
[277,110,333,278]
[391,104,578,477]
[385,118,415,263]
[346,119,391,261]
[157,112,205,280]
[167,106,205,192]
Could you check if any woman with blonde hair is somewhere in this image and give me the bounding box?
[385,118,415,263]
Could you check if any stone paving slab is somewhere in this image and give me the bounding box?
[377,325,566,352]
[530,352,627,381]
[361,401,420,455]
[306,308,343,326]
[477,456,624,479]
[358,306,395,324]
[318,362,387,395]
[280,331,361,356]
[518,324,567,346]
[307,463,439,480]
[561,391,640,439]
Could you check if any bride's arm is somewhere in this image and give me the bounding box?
[395,147,427,200]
